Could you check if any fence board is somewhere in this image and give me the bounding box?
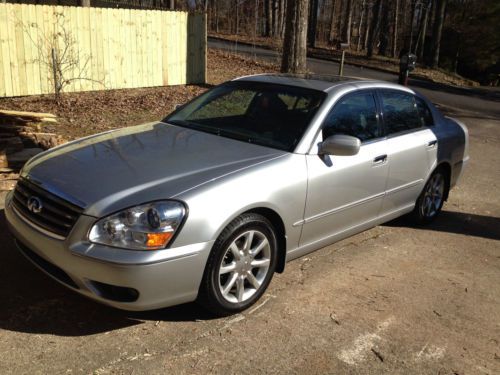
[0,4,206,97]
[0,5,11,97]
[6,5,20,96]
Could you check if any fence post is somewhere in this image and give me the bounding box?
[338,50,345,76]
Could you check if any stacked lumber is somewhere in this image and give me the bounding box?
[0,110,67,191]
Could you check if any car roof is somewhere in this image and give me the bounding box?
[233,73,414,95]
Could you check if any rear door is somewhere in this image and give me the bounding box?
[377,89,437,214]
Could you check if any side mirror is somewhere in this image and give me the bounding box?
[319,134,361,156]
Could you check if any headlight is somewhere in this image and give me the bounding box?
[89,201,186,250]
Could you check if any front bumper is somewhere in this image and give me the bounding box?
[4,191,213,311]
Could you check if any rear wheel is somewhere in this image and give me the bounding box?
[198,213,277,316]
[414,169,447,224]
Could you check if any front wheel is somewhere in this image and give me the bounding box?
[198,213,278,316]
[413,169,447,224]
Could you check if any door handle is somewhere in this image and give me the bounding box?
[428,140,437,147]
[373,154,387,164]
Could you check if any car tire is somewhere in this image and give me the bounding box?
[197,213,278,316]
[413,168,448,224]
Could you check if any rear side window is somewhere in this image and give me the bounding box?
[415,96,434,126]
[322,92,381,142]
[380,91,422,134]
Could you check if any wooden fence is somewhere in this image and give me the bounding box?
[0,4,206,97]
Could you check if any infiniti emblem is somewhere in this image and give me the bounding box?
[27,196,43,214]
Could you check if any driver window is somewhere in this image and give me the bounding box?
[322,92,380,142]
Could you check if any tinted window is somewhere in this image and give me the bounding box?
[187,89,255,120]
[380,91,422,134]
[322,92,380,142]
[415,96,434,126]
[165,82,325,152]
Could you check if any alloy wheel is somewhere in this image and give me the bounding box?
[421,172,445,219]
[218,230,271,304]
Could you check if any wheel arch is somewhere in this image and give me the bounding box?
[435,162,451,200]
[243,207,287,273]
[430,161,451,201]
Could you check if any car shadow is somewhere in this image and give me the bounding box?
[384,210,500,241]
[0,209,216,337]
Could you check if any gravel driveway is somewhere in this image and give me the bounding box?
[0,111,498,375]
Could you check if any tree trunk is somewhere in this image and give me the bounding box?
[265,0,272,36]
[392,0,399,57]
[336,0,344,44]
[328,0,337,43]
[341,0,353,44]
[430,0,447,68]
[78,0,90,6]
[415,0,430,60]
[214,0,219,32]
[272,0,279,36]
[169,0,174,9]
[408,0,418,53]
[281,0,309,73]
[357,0,366,51]
[307,0,319,47]
[279,0,287,38]
[366,0,383,57]
[378,1,390,55]
[363,3,372,50]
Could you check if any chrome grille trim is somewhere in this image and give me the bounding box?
[11,178,83,238]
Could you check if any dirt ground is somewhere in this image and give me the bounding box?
[0,49,278,140]
[0,56,499,374]
[0,111,498,375]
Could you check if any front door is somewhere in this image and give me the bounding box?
[299,90,389,250]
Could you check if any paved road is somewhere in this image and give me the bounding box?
[209,38,500,119]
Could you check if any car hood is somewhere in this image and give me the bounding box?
[22,122,285,217]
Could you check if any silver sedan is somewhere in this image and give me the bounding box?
[5,74,469,315]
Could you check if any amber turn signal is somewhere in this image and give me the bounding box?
[146,232,173,248]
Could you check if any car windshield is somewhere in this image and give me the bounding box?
[163,81,326,152]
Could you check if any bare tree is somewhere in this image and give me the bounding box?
[328,0,338,43]
[336,0,344,43]
[357,0,366,51]
[23,12,103,102]
[341,0,353,44]
[363,2,372,50]
[366,0,383,57]
[279,0,287,38]
[265,0,272,36]
[415,0,431,60]
[392,0,400,57]
[281,0,309,73]
[430,0,447,67]
[307,0,319,47]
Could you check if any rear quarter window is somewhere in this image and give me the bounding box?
[415,96,434,126]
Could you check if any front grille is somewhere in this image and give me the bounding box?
[12,178,83,238]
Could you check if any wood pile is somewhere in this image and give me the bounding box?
[0,110,67,191]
